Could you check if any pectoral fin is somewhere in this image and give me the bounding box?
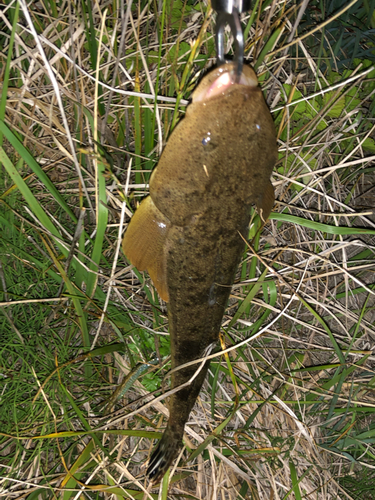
[122,196,170,302]
[256,181,275,223]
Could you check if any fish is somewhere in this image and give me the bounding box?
[122,62,277,483]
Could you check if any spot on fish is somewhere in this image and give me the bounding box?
[202,131,211,146]
[208,283,216,307]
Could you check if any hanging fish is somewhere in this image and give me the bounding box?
[122,62,277,482]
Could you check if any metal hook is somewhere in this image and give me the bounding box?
[215,8,244,81]
[212,1,250,81]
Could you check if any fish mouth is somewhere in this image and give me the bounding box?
[192,63,258,103]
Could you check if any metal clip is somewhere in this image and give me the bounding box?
[212,1,251,81]
[215,9,243,81]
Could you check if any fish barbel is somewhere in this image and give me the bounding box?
[122,62,277,482]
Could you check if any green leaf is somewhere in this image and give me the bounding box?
[270,212,375,236]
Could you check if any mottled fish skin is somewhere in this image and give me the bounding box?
[122,63,277,483]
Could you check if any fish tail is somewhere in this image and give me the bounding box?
[147,423,184,483]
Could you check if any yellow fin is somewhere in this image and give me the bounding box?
[122,196,170,302]
[257,181,275,223]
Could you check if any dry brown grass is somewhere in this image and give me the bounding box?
[1,1,375,499]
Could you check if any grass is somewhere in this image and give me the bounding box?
[1,0,375,498]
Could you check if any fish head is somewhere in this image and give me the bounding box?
[149,63,277,226]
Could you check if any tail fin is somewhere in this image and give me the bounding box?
[147,424,184,483]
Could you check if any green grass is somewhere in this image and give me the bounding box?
[1,0,375,498]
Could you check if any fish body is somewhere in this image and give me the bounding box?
[122,63,277,482]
